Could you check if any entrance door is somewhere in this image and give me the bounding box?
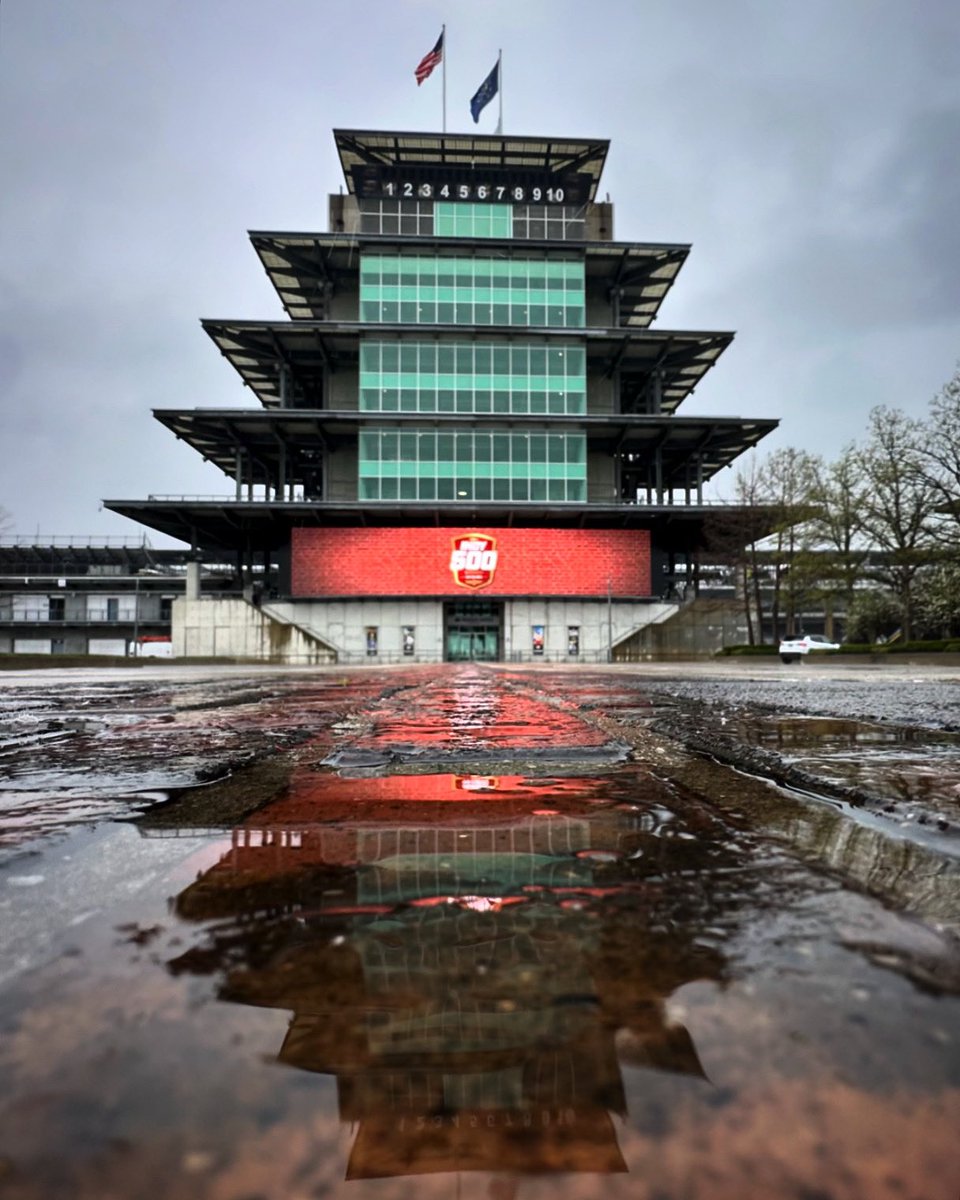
[444,601,503,662]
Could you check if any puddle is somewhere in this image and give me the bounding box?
[725,713,960,815]
[0,665,959,1198]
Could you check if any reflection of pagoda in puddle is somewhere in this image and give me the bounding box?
[171,770,724,1179]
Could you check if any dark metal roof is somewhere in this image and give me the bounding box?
[0,543,195,573]
[249,231,688,328]
[103,497,779,556]
[201,319,733,413]
[150,408,775,488]
[334,129,609,200]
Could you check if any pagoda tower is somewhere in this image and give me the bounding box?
[107,129,776,662]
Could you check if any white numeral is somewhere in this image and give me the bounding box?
[450,548,498,572]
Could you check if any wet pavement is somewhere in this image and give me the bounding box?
[1,663,959,1199]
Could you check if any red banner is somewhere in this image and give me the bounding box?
[291,527,651,597]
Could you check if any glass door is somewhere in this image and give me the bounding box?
[443,602,503,661]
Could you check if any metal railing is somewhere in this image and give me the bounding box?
[141,493,740,507]
[0,534,155,548]
[0,610,153,624]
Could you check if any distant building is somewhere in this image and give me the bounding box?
[105,128,777,663]
[0,539,228,657]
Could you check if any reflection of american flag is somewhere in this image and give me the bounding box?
[415,31,443,85]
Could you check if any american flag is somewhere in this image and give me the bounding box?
[415,31,443,86]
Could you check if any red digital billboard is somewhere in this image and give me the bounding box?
[291,527,651,597]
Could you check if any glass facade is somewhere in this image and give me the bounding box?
[435,202,513,238]
[357,429,587,502]
[512,205,586,240]
[359,340,586,415]
[356,192,590,509]
[359,253,585,327]
[358,199,434,236]
[357,199,586,240]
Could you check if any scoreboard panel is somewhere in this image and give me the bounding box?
[351,165,592,206]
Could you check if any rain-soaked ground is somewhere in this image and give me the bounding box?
[1,662,959,1200]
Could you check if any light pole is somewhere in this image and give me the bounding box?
[607,577,613,663]
[130,572,141,657]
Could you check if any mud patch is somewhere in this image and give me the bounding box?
[138,756,294,832]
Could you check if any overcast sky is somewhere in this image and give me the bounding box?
[1,0,958,546]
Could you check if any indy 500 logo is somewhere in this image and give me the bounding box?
[449,533,499,590]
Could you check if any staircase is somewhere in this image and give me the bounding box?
[613,598,749,661]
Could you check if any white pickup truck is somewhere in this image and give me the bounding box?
[779,634,841,664]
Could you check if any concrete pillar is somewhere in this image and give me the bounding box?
[186,561,202,600]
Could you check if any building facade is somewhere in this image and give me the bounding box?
[106,129,776,663]
[0,540,226,657]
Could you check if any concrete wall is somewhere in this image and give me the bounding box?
[173,598,337,664]
[587,373,615,414]
[268,598,444,663]
[175,595,674,664]
[326,445,358,501]
[506,598,674,662]
[328,194,361,235]
[616,598,750,660]
[327,367,359,410]
[584,202,614,242]
[585,281,613,327]
[587,451,616,502]
[327,278,359,322]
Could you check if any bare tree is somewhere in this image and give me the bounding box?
[855,407,939,640]
[731,453,766,644]
[917,363,960,549]
[806,445,869,637]
[761,447,819,641]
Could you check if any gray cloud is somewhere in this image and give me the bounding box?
[1,0,957,538]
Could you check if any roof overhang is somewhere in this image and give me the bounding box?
[151,408,776,486]
[103,498,782,556]
[201,319,733,413]
[333,129,610,202]
[249,231,689,328]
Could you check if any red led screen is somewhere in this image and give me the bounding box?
[291,527,651,597]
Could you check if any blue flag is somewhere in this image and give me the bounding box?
[470,60,499,124]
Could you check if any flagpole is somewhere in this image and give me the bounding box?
[497,49,503,134]
[442,24,447,132]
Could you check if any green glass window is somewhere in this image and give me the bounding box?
[358,428,587,503]
[359,252,585,328]
[434,202,512,239]
[359,339,586,416]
